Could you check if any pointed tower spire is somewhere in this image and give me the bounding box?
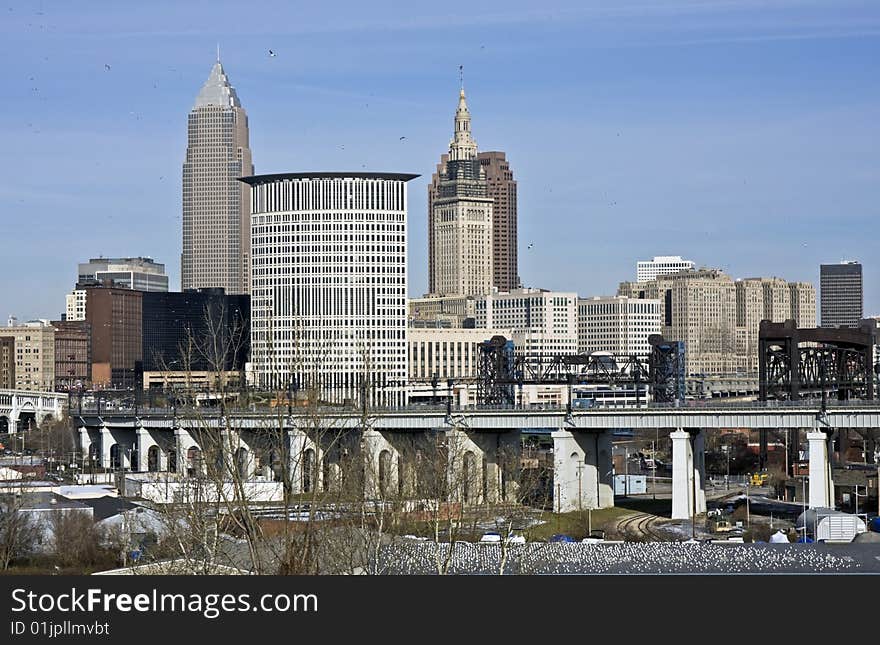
[216,43,221,63]
[194,58,241,109]
[449,68,478,161]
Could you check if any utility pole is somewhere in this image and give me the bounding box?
[577,462,583,512]
[725,443,730,491]
[652,439,656,501]
[746,480,751,528]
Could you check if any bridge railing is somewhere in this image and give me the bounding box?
[67,397,880,418]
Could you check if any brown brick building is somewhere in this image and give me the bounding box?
[51,320,91,391]
[85,285,142,389]
[479,151,518,292]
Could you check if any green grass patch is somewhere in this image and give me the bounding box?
[524,507,630,542]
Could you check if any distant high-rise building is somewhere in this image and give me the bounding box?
[476,288,578,357]
[789,281,817,329]
[243,172,415,406]
[622,269,736,375]
[577,296,661,358]
[51,320,91,391]
[636,256,696,283]
[3,320,55,391]
[407,327,510,383]
[479,151,518,292]
[428,88,494,297]
[408,294,476,328]
[820,261,863,328]
[735,277,796,373]
[77,257,168,292]
[67,257,168,321]
[141,288,249,373]
[65,289,88,322]
[85,285,143,389]
[182,57,253,295]
[625,272,816,374]
[0,336,14,389]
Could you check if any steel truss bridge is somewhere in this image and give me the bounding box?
[476,334,687,406]
[758,319,878,468]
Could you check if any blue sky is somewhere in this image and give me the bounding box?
[2,0,879,320]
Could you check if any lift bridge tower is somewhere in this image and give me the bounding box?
[475,334,686,405]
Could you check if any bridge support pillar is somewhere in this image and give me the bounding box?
[135,426,149,473]
[286,429,307,495]
[78,427,92,459]
[99,425,112,470]
[362,428,399,499]
[807,431,833,508]
[227,429,257,481]
[551,429,613,513]
[671,429,706,520]
[445,428,486,505]
[173,428,192,475]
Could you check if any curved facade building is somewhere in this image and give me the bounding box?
[242,172,417,406]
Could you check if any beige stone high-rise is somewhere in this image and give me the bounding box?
[619,269,737,375]
[429,89,494,297]
[429,88,518,296]
[181,58,253,295]
[621,272,817,375]
[789,281,817,328]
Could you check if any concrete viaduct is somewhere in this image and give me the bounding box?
[0,389,67,433]
[71,403,880,516]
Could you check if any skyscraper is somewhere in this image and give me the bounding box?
[181,57,253,295]
[428,88,496,296]
[243,172,415,406]
[621,269,737,375]
[820,261,863,328]
[479,151,518,292]
[85,285,142,389]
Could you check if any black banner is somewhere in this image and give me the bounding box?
[0,574,876,642]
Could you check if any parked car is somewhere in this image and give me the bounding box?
[479,532,502,544]
[549,534,576,543]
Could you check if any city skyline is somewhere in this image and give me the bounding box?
[2,1,879,320]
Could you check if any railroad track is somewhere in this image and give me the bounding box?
[617,512,667,542]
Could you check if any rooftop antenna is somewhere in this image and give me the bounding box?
[459,65,463,91]
[216,43,221,63]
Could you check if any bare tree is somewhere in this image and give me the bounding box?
[0,494,39,570]
[49,509,113,569]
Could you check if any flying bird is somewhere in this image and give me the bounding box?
[104,64,111,71]
[268,49,276,57]
[399,136,406,140]
[527,243,534,250]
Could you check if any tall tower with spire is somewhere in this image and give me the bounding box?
[428,81,518,296]
[181,56,254,295]
[428,85,493,297]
